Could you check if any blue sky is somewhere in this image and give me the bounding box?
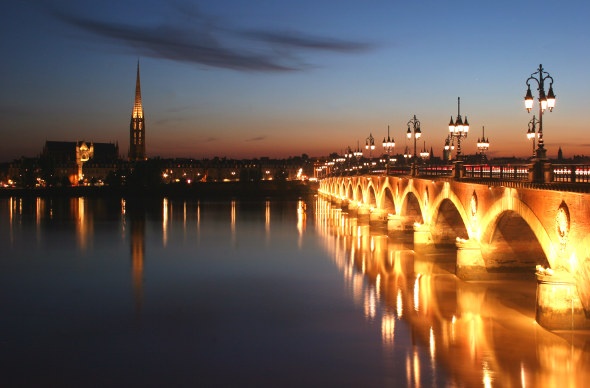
[1,0,589,161]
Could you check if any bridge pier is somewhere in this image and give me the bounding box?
[346,201,359,217]
[387,214,403,232]
[413,223,434,251]
[536,271,590,330]
[339,198,349,211]
[455,238,486,280]
[331,196,344,208]
[370,208,387,224]
[357,205,371,223]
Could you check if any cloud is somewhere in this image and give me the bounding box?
[47,1,374,72]
[246,136,266,142]
[246,30,372,52]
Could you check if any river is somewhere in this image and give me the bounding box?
[0,195,588,387]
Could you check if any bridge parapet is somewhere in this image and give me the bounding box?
[464,164,529,180]
[552,164,590,183]
[323,161,590,191]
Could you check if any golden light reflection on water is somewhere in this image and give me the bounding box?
[315,196,590,388]
[130,208,145,315]
[521,362,527,388]
[429,326,435,362]
[35,197,44,243]
[8,197,15,245]
[183,201,187,237]
[231,200,236,247]
[382,313,395,347]
[73,197,90,251]
[35,197,43,226]
[297,200,306,249]
[396,289,403,319]
[482,359,494,388]
[413,274,421,312]
[265,200,271,244]
[410,349,421,387]
[196,200,201,243]
[162,198,168,247]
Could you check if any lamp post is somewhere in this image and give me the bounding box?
[365,133,375,173]
[443,134,455,162]
[419,141,430,159]
[335,154,346,176]
[406,115,422,176]
[345,146,354,174]
[526,116,540,159]
[403,145,411,164]
[448,97,469,160]
[353,140,363,174]
[476,126,490,155]
[382,125,395,175]
[524,64,556,160]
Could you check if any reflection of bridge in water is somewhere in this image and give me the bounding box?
[315,196,590,387]
[318,174,590,330]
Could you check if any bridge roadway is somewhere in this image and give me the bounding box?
[318,174,590,330]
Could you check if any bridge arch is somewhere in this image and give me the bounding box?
[379,186,396,216]
[354,183,363,204]
[336,181,344,199]
[346,183,354,202]
[400,188,424,224]
[430,198,469,247]
[479,193,552,269]
[366,183,377,208]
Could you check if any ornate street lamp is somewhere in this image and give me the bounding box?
[444,133,455,162]
[406,115,422,176]
[526,116,540,159]
[382,125,395,175]
[443,134,454,162]
[448,97,469,160]
[419,141,430,159]
[353,140,363,174]
[403,145,411,163]
[334,154,345,176]
[476,126,490,155]
[345,146,354,174]
[365,133,375,173]
[524,64,556,159]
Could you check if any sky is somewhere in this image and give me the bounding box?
[1,0,590,162]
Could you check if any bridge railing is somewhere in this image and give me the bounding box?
[463,164,529,181]
[377,164,454,177]
[417,164,454,177]
[325,162,590,187]
[386,166,411,175]
[552,164,590,183]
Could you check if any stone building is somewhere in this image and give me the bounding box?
[41,140,119,185]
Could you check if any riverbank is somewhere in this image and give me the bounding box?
[0,180,319,199]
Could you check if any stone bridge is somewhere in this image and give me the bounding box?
[318,175,590,329]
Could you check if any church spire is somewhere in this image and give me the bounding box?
[129,60,146,161]
[132,61,143,120]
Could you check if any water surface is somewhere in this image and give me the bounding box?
[0,196,588,387]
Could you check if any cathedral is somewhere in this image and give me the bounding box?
[29,62,145,185]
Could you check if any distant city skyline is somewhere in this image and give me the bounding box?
[2,1,590,163]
